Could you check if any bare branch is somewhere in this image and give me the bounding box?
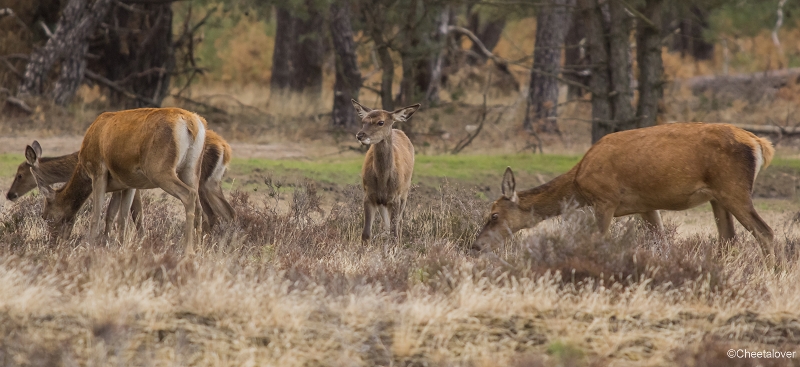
[614,0,657,30]
[84,70,159,106]
[773,0,788,51]
[5,97,33,114]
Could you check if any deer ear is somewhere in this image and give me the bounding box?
[30,167,55,201]
[351,99,371,119]
[25,141,42,167]
[501,167,517,202]
[391,103,420,122]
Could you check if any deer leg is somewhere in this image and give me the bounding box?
[131,190,144,233]
[640,210,664,233]
[710,200,735,242]
[716,194,775,260]
[179,166,203,244]
[362,200,376,242]
[115,189,136,242]
[390,197,408,243]
[379,206,390,236]
[153,174,199,253]
[105,191,122,237]
[593,203,616,235]
[199,184,215,232]
[89,169,109,242]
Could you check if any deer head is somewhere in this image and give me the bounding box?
[26,141,75,238]
[352,99,420,145]
[472,167,540,253]
[6,150,39,201]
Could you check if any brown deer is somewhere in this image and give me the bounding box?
[473,123,776,258]
[27,108,207,251]
[8,150,145,234]
[8,130,235,233]
[352,99,420,248]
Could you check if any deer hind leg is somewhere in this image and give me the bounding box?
[153,174,199,253]
[131,190,144,233]
[640,210,664,233]
[200,182,235,230]
[710,200,735,242]
[362,200,376,242]
[114,189,137,243]
[716,193,775,259]
[389,197,408,243]
[105,191,122,237]
[178,166,203,243]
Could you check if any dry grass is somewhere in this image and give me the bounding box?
[1,181,799,367]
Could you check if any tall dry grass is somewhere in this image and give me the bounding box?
[0,181,799,366]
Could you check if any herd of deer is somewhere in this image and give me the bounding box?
[2,101,779,261]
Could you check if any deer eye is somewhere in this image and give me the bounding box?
[377,121,385,126]
[491,213,499,221]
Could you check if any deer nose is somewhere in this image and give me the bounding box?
[6,192,17,201]
[356,132,366,141]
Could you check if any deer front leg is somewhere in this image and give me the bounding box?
[362,200,376,242]
[89,169,109,242]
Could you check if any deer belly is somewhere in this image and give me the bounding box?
[106,169,157,191]
[614,187,714,215]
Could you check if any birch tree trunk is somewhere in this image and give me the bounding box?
[18,0,115,104]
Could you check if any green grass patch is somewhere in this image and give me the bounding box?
[228,153,581,186]
[0,154,23,178]
[771,157,800,170]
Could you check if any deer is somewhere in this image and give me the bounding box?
[472,123,776,260]
[9,130,235,234]
[27,108,207,252]
[352,99,420,250]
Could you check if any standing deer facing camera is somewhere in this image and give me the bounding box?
[473,123,776,260]
[352,99,420,249]
[28,108,206,253]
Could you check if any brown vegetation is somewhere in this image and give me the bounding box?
[0,180,798,366]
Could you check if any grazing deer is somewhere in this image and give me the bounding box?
[27,108,207,251]
[473,123,776,258]
[352,99,420,248]
[9,131,235,234]
[7,150,145,234]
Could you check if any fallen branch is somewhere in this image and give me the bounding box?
[84,70,159,106]
[169,94,228,116]
[4,97,33,114]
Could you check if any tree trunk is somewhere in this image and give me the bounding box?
[363,5,394,111]
[18,0,115,101]
[330,0,362,131]
[670,6,713,60]
[636,0,664,128]
[52,42,88,106]
[289,4,323,99]
[564,14,589,98]
[270,7,294,94]
[523,0,574,134]
[94,2,174,108]
[579,0,612,143]
[607,0,635,131]
[426,7,450,103]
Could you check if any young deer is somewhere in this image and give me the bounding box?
[352,99,420,248]
[28,108,207,252]
[8,150,145,234]
[473,123,776,258]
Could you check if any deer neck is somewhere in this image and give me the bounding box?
[57,166,94,220]
[37,152,80,185]
[371,132,396,181]
[517,167,585,219]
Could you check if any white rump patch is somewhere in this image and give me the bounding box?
[175,115,206,180]
[752,138,764,186]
